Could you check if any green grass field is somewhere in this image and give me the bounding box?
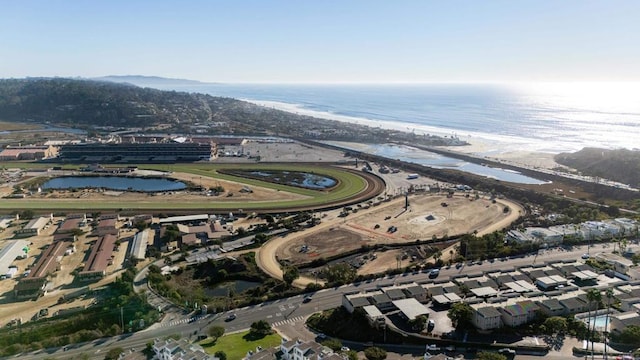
[200,331,281,360]
[0,163,372,212]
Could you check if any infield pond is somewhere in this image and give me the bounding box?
[42,176,187,192]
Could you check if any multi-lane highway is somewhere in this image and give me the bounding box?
[12,243,616,360]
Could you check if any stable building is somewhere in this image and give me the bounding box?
[14,240,70,299]
[0,240,29,279]
[94,218,119,236]
[129,229,150,261]
[0,145,58,160]
[56,218,83,234]
[15,216,52,237]
[77,234,117,281]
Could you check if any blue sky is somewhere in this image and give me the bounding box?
[1,0,639,83]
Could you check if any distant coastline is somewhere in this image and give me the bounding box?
[245,99,561,171]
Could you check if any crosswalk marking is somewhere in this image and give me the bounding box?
[271,316,305,327]
[160,314,207,327]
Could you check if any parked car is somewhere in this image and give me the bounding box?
[581,253,590,259]
[498,348,516,355]
[427,319,435,331]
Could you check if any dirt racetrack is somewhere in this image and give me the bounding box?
[257,193,523,286]
[0,165,386,214]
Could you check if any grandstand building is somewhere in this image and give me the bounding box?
[59,142,217,163]
[0,145,58,160]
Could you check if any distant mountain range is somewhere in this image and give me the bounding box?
[93,75,209,87]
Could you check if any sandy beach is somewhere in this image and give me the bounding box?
[436,137,563,170]
[248,99,564,171]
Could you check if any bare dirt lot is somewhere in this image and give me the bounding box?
[275,193,522,267]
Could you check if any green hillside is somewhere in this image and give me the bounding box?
[555,147,640,187]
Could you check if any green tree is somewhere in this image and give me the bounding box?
[283,266,299,287]
[477,352,507,360]
[19,209,35,220]
[214,350,227,360]
[249,320,273,337]
[611,325,640,347]
[447,302,473,330]
[103,347,124,360]
[542,316,568,335]
[321,338,342,351]
[364,346,387,360]
[208,325,225,340]
[346,350,358,360]
[408,314,428,332]
[254,233,268,244]
[134,220,149,230]
[323,263,357,285]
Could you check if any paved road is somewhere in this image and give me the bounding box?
[10,242,615,360]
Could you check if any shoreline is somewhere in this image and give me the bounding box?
[246,99,564,171]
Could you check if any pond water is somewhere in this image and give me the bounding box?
[205,280,262,297]
[249,170,337,189]
[42,176,187,192]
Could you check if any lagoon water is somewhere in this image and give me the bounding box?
[42,176,186,192]
[332,142,548,184]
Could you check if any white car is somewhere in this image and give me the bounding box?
[581,253,590,259]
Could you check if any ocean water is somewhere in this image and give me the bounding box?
[158,82,640,154]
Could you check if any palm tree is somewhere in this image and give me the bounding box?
[603,289,614,359]
[586,289,602,360]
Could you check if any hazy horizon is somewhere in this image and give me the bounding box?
[2,1,640,83]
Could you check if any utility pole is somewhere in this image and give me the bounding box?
[120,306,124,334]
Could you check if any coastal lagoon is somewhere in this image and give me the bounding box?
[328,142,549,185]
[42,176,187,192]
